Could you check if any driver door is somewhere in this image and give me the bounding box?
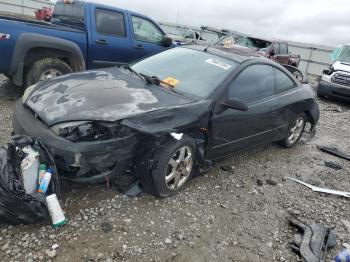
[207,64,280,159]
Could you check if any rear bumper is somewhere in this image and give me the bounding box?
[13,101,139,179]
[317,80,350,102]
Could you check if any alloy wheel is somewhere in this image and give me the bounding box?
[165,146,193,190]
[288,117,305,144]
[39,69,62,81]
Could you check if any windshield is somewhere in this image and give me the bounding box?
[131,48,238,98]
[331,45,350,63]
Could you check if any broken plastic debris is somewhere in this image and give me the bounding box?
[317,145,350,161]
[170,133,183,141]
[287,177,350,198]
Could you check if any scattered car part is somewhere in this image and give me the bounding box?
[317,146,350,161]
[124,181,143,197]
[287,177,350,198]
[325,161,343,170]
[289,217,336,262]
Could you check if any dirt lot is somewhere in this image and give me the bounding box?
[0,74,349,262]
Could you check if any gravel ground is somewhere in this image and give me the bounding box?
[0,74,349,262]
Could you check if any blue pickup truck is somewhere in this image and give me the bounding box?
[0,0,173,87]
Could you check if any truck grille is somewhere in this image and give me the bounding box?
[332,73,350,87]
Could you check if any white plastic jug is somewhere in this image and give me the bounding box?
[21,146,40,194]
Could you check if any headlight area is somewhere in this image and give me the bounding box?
[51,121,127,142]
[22,84,38,104]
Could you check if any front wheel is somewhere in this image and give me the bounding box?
[151,135,196,198]
[279,113,306,148]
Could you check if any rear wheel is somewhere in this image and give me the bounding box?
[151,135,196,198]
[25,58,72,87]
[279,113,306,148]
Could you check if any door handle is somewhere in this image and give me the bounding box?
[96,39,108,45]
[134,44,144,50]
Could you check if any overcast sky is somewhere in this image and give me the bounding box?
[74,0,350,47]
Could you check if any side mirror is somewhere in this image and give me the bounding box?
[221,98,248,111]
[270,49,276,56]
[162,36,173,47]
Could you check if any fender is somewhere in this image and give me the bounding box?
[11,33,86,86]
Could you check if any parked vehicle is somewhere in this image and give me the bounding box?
[237,37,301,67]
[169,26,228,46]
[35,7,53,21]
[317,44,350,102]
[0,0,173,87]
[13,45,319,197]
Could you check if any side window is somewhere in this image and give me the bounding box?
[95,9,126,37]
[273,43,280,54]
[280,43,288,54]
[131,16,163,44]
[184,30,195,39]
[229,65,274,102]
[274,68,295,93]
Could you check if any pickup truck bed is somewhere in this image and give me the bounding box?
[0,0,173,87]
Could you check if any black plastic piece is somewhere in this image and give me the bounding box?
[289,218,336,262]
[124,181,143,197]
[318,146,350,161]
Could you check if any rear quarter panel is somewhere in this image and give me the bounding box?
[0,18,88,75]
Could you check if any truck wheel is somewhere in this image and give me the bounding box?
[279,113,306,148]
[151,135,197,198]
[25,58,72,87]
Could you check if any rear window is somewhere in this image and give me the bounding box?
[53,0,85,28]
[95,9,126,37]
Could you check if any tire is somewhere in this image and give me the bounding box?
[24,58,72,88]
[151,135,197,198]
[279,113,306,148]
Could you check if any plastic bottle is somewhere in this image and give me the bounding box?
[37,168,52,193]
[38,164,47,185]
[21,147,40,194]
[46,194,67,228]
[336,249,350,262]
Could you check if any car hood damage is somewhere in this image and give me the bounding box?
[25,68,192,126]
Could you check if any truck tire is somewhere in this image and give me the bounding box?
[151,135,197,198]
[25,58,72,87]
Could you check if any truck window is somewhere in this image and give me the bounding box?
[184,30,195,39]
[273,43,280,55]
[52,0,85,28]
[131,16,163,44]
[95,9,126,37]
[280,43,288,55]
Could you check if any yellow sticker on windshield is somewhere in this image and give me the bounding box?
[163,77,179,86]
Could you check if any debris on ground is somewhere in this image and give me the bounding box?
[220,165,234,172]
[289,217,336,262]
[287,177,350,198]
[318,146,350,161]
[266,179,277,186]
[0,136,60,225]
[325,161,343,170]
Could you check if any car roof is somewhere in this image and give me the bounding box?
[185,44,270,64]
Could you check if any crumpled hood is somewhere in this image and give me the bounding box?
[25,68,192,126]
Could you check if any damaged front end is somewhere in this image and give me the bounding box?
[13,101,141,183]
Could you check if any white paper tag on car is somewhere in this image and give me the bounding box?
[205,58,231,70]
[170,133,183,141]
